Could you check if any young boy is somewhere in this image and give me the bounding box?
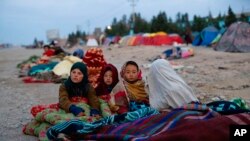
[121,61,149,107]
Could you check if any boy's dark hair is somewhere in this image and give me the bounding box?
[125,61,139,71]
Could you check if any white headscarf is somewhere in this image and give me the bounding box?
[147,59,198,110]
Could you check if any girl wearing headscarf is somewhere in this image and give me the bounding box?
[95,63,129,114]
[59,62,100,117]
[95,63,119,97]
[147,59,199,110]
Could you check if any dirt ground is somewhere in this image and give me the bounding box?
[0,45,249,140]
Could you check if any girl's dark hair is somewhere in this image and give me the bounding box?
[125,61,139,71]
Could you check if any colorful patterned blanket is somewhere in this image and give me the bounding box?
[46,103,227,141]
[23,99,112,141]
[46,107,159,140]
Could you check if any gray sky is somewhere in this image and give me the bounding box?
[1,0,249,45]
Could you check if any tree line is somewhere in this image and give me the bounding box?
[67,6,248,46]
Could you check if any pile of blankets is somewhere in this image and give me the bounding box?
[45,102,250,141]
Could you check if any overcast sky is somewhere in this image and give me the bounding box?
[1,0,249,45]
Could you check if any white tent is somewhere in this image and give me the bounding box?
[86,38,98,46]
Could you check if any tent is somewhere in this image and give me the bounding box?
[192,26,219,46]
[86,38,98,46]
[169,33,184,44]
[215,22,250,52]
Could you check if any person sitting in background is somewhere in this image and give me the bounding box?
[18,45,55,75]
[59,62,101,118]
[147,59,199,110]
[42,45,55,57]
[36,45,55,64]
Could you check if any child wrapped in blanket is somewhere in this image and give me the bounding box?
[59,62,101,118]
[120,61,149,111]
[95,63,129,115]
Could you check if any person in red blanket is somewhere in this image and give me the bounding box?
[43,45,55,57]
[36,45,55,64]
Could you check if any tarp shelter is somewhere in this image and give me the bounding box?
[168,34,184,44]
[215,22,250,52]
[118,32,183,46]
[192,26,219,46]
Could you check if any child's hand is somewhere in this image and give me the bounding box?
[90,109,101,117]
[69,105,85,116]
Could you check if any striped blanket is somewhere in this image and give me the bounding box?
[46,107,159,140]
[46,103,241,140]
[150,113,250,141]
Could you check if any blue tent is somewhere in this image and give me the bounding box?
[192,26,219,46]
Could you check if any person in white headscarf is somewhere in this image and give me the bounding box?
[147,59,199,110]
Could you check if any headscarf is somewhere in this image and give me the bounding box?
[64,62,89,98]
[95,64,119,96]
[147,59,198,110]
[73,48,84,59]
[120,61,148,103]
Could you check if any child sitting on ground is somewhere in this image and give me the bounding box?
[36,45,55,64]
[95,64,119,99]
[95,63,129,115]
[59,62,101,118]
[120,61,149,111]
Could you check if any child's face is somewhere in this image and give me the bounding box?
[124,64,138,82]
[103,70,113,85]
[70,68,84,83]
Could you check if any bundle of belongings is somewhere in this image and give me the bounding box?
[161,46,194,60]
[18,48,107,84]
[148,46,194,62]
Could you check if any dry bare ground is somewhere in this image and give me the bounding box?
[0,45,249,140]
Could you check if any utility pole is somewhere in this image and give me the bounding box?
[86,20,90,36]
[128,0,138,35]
